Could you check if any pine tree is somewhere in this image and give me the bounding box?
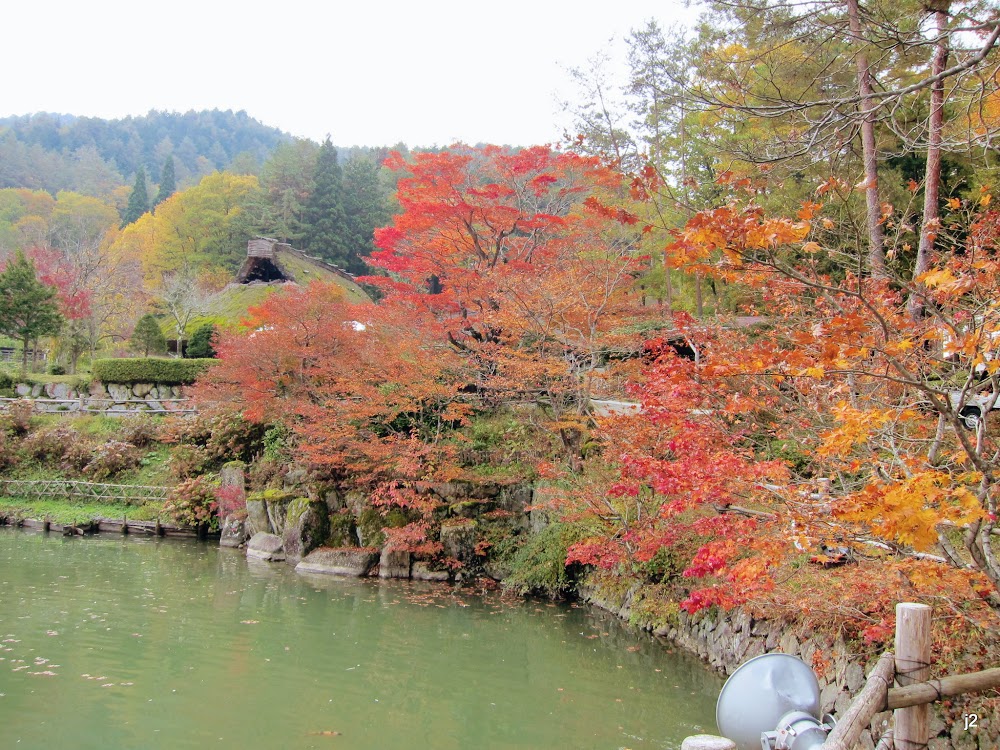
[342,155,391,275]
[121,167,150,227]
[185,322,217,358]
[0,251,64,375]
[130,313,167,356]
[301,137,349,267]
[153,156,177,208]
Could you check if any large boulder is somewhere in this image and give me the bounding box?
[246,532,285,562]
[296,547,378,577]
[282,498,330,563]
[49,382,73,399]
[132,382,153,398]
[440,519,478,566]
[246,497,271,535]
[107,382,131,401]
[220,516,249,548]
[411,562,450,582]
[378,548,411,579]
[249,489,296,535]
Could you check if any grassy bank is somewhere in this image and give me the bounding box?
[0,497,164,524]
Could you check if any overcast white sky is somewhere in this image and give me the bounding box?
[4,0,699,148]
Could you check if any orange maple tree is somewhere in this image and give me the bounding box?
[556,182,1000,612]
[192,282,471,505]
[364,144,645,455]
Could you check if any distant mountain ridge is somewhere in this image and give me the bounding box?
[0,109,294,197]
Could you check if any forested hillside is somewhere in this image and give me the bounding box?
[0,117,398,367]
[0,110,291,197]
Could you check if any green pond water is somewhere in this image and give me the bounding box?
[0,528,722,749]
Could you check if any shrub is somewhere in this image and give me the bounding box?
[262,423,293,461]
[61,440,96,475]
[185,323,217,359]
[164,475,219,530]
[116,414,161,448]
[84,440,142,481]
[22,426,79,463]
[247,456,289,490]
[2,400,36,435]
[48,364,66,376]
[167,444,210,480]
[92,358,215,385]
[214,483,246,520]
[503,522,589,598]
[202,412,267,462]
[163,409,267,463]
[0,431,19,472]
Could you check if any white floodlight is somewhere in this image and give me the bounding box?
[716,653,836,750]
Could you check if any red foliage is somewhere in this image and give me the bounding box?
[27,246,91,320]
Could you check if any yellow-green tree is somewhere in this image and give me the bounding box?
[110,171,264,286]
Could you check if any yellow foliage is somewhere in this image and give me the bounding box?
[838,473,984,552]
[818,402,892,457]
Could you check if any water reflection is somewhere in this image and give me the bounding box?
[0,528,721,749]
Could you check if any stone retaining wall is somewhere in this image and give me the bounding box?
[12,381,190,413]
[582,584,994,750]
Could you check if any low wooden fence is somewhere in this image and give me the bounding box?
[0,396,196,416]
[0,479,170,506]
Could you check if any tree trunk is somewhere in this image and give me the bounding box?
[19,336,29,377]
[847,0,888,279]
[909,6,950,319]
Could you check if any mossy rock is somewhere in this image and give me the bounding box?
[258,488,297,503]
[283,498,330,563]
[246,488,297,535]
[327,510,356,547]
[440,519,479,566]
[246,497,271,535]
[356,506,411,548]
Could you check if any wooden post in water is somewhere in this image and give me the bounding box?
[895,602,932,750]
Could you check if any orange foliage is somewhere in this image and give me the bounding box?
[551,189,1000,612]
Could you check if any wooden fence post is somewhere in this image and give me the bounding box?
[895,602,932,750]
[821,652,895,750]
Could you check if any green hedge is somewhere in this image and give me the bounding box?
[92,358,215,385]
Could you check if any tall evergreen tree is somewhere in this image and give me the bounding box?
[121,166,149,227]
[301,137,349,267]
[0,251,64,375]
[342,155,391,275]
[153,156,176,208]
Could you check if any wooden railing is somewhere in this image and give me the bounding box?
[0,479,170,505]
[683,602,1000,750]
[0,396,196,415]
